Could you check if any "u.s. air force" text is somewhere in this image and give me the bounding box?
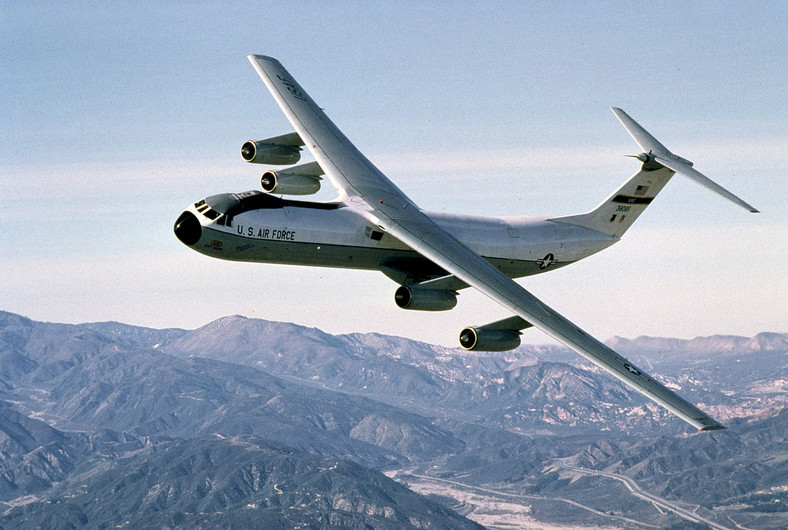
[236,224,296,241]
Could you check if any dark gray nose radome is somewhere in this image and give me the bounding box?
[174,211,201,245]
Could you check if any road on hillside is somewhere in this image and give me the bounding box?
[558,463,732,530]
[390,470,659,528]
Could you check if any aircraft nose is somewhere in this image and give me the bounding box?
[174,211,202,246]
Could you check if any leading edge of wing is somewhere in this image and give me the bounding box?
[362,207,724,432]
[249,54,723,432]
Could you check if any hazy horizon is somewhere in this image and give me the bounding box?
[3,2,786,347]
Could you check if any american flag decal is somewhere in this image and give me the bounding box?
[634,185,649,196]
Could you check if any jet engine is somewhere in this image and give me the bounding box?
[260,161,324,195]
[459,327,521,352]
[394,286,457,311]
[458,315,533,352]
[241,132,304,165]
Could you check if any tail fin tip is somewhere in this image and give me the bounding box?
[611,108,759,214]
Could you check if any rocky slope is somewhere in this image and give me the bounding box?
[1,310,786,528]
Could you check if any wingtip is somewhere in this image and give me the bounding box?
[700,424,726,432]
[247,54,277,63]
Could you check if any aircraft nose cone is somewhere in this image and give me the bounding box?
[174,211,201,245]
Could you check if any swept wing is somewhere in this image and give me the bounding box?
[248,54,723,431]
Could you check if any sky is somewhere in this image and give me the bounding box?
[2,1,786,347]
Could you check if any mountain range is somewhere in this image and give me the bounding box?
[1,310,785,528]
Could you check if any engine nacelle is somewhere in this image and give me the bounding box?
[261,170,321,195]
[459,327,521,352]
[394,286,457,311]
[241,140,301,165]
[260,161,324,195]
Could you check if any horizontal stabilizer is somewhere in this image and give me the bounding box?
[611,108,759,213]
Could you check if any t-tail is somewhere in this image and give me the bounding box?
[553,108,758,238]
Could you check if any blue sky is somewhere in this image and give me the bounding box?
[2,1,786,345]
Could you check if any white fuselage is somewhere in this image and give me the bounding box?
[175,191,618,282]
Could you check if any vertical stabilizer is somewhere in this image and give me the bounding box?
[553,108,758,238]
[552,166,674,238]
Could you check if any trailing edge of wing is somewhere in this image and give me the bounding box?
[249,54,724,432]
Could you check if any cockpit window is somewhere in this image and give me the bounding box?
[205,191,341,217]
[195,191,340,226]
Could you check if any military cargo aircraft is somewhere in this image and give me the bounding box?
[175,55,758,431]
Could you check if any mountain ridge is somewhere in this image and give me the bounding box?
[607,332,788,357]
[1,310,786,528]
